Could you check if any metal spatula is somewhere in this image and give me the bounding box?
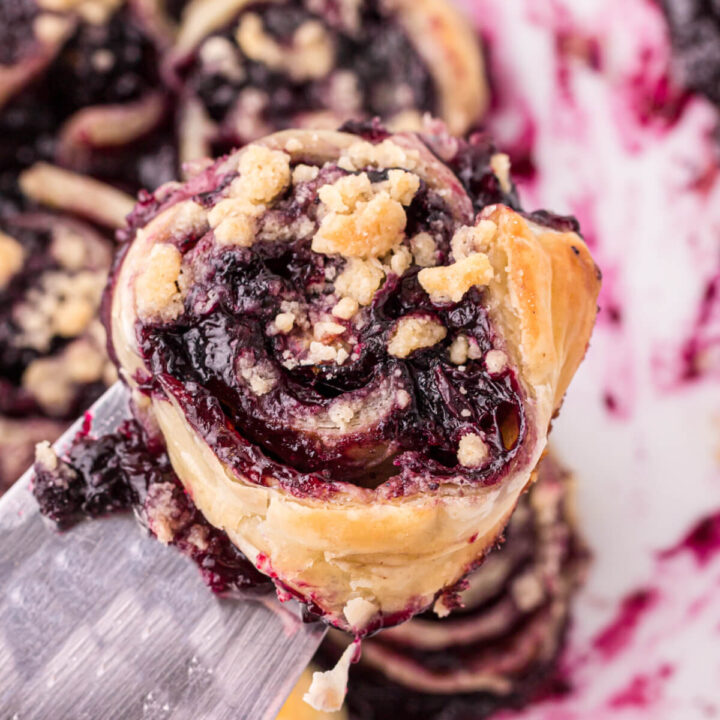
[0,384,327,719]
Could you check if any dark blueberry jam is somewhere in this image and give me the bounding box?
[448,132,521,213]
[48,5,160,115]
[135,137,527,492]
[0,0,39,65]
[183,0,437,153]
[32,416,271,594]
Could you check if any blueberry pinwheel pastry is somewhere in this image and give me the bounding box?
[318,452,587,720]
[0,165,133,491]
[168,0,486,164]
[107,123,600,644]
[0,0,177,199]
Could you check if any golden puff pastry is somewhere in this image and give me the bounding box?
[107,123,600,638]
[318,450,587,718]
[169,0,486,165]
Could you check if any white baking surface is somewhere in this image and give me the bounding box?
[452,0,720,716]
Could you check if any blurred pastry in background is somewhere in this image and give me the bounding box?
[0,0,178,203]
[168,0,487,165]
[0,165,133,491]
[281,452,587,719]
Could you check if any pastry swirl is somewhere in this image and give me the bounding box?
[107,123,600,631]
[169,0,486,163]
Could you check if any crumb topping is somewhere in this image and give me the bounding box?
[208,146,291,245]
[313,320,346,340]
[313,194,406,258]
[23,336,107,415]
[34,13,72,45]
[331,296,359,319]
[387,245,412,276]
[334,258,384,305]
[35,441,58,471]
[238,356,277,396]
[343,597,378,630]
[490,153,512,195]
[449,334,469,365]
[318,173,373,213]
[305,340,343,365]
[457,433,489,468]
[338,139,419,172]
[327,70,362,114]
[433,594,453,618]
[485,349,508,375]
[274,312,296,334]
[451,220,497,261]
[385,169,421,206]
[418,253,493,304]
[303,643,355,713]
[328,401,356,429]
[312,168,417,259]
[50,228,88,271]
[199,36,245,82]
[236,14,334,82]
[0,232,24,290]
[135,244,185,322]
[234,145,292,205]
[292,164,320,185]
[209,207,255,247]
[15,269,105,351]
[145,482,190,545]
[387,315,447,358]
[410,232,437,267]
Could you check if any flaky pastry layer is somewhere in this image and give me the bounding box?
[109,126,599,632]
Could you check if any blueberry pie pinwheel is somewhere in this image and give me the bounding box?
[168,0,486,164]
[0,165,133,490]
[107,123,600,637]
[0,0,177,198]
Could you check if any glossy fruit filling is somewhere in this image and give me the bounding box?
[32,416,270,594]
[132,133,530,493]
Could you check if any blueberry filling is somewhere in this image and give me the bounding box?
[0,0,40,66]
[130,137,528,493]
[33,417,270,593]
[183,0,437,153]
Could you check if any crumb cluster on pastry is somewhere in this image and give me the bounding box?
[312,451,587,719]
[168,0,486,163]
[107,122,600,633]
